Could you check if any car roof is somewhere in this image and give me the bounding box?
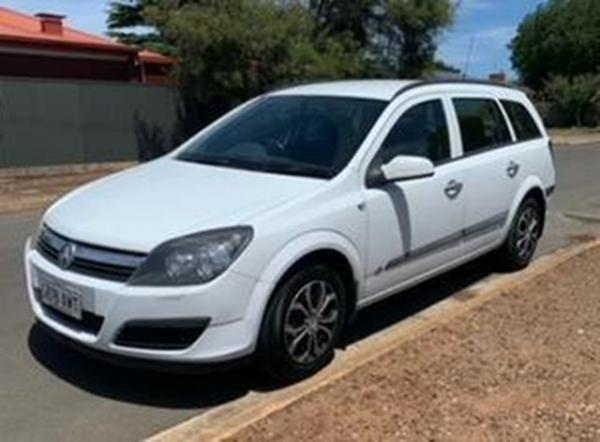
[269,80,417,101]
[269,79,524,102]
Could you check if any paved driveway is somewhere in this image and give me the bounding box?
[1,145,599,442]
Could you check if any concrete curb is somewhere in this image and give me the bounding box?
[556,142,600,148]
[565,212,600,224]
[147,238,600,442]
[550,130,600,147]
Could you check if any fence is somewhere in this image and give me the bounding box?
[0,77,181,168]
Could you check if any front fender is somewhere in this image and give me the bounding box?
[258,230,363,287]
[240,230,364,350]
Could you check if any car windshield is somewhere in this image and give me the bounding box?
[177,96,387,179]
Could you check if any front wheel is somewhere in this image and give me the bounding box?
[497,197,544,271]
[257,263,346,382]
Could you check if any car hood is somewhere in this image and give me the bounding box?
[44,158,323,252]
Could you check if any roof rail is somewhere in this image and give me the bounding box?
[391,78,524,100]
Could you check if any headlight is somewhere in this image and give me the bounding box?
[128,226,253,286]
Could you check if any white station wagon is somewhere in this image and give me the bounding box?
[25,80,556,380]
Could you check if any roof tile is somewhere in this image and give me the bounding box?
[0,7,134,52]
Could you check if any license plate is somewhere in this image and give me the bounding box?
[38,282,83,320]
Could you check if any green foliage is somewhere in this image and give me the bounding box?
[511,0,600,90]
[108,0,455,79]
[107,0,454,133]
[161,1,364,93]
[307,0,377,46]
[107,0,163,48]
[143,0,366,132]
[386,0,454,77]
[107,0,146,28]
[544,75,600,127]
[306,0,454,77]
[431,59,461,75]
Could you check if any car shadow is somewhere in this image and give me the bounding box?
[28,323,256,409]
[340,253,500,346]
[28,253,501,410]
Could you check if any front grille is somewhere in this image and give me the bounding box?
[37,226,147,282]
[115,318,210,350]
[39,302,105,335]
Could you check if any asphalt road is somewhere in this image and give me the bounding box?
[1,145,600,442]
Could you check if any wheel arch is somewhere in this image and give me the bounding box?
[270,249,357,323]
[255,231,363,329]
[506,177,548,238]
[523,187,547,233]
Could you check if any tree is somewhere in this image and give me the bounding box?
[138,0,364,133]
[428,59,461,77]
[107,0,170,52]
[306,0,454,77]
[544,74,600,127]
[511,0,600,90]
[307,0,377,46]
[106,0,454,134]
[386,0,454,77]
[110,0,455,78]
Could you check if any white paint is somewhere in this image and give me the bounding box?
[381,155,435,181]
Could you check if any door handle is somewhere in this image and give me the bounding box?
[444,180,463,200]
[506,161,520,178]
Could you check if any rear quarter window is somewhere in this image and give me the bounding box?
[453,98,512,154]
[501,100,543,141]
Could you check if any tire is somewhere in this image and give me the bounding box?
[497,197,544,271]
[257,262,347,382]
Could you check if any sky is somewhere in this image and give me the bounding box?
[6,0,546,79]
[439,0,546,78]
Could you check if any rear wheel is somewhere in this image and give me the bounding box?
[258,263,346,382]
[497,197,544,270]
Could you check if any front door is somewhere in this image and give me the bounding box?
[362,97,465,303]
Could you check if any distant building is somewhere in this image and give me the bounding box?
[0,7,174,85]
[489,72,508,84]
[427,70,463,81]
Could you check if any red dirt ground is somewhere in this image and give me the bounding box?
[0,163,131,214]
[233,248,600,442]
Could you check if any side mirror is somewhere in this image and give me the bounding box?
[380,155,435,183]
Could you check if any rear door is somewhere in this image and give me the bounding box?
[449,95,516,255]
[500,97,552,192]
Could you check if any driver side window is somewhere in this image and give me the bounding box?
[378,100,451,164]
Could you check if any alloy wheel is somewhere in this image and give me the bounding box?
[283,279,340,365]
[515,205,541,260]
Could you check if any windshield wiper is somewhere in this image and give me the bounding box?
[265,162,332,179]
[178,155,331,179]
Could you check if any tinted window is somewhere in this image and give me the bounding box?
[178,96,386,179]
[501,100,542,141]
[453,98,511,154]
[377,100,450,164]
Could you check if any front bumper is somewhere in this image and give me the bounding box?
[24,238,267,364]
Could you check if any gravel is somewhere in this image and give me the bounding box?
[232,247,600,442]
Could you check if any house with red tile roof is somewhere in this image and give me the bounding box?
[0,7,174,85]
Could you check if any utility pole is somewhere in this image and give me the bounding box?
[463,37,476,78]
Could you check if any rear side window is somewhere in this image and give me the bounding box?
[501,100,542,141]
[453,98,511,154]
[378,100,450,164]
